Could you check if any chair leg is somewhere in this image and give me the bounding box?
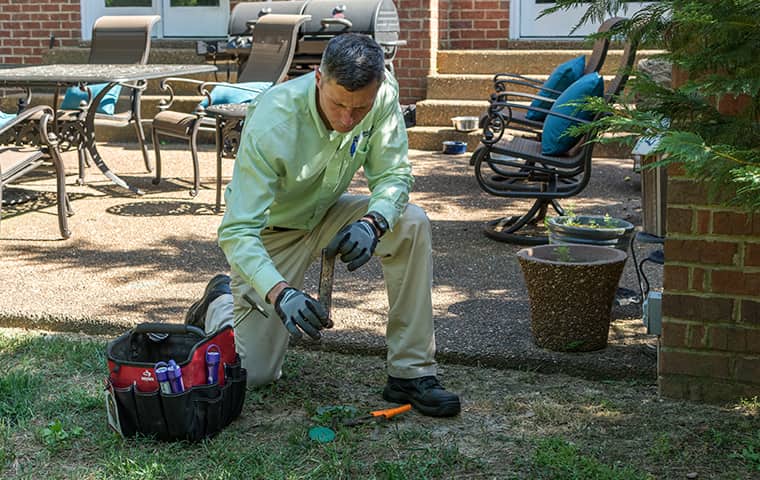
[151,128,163,186]
[77,144,87,185]
[215,119,223,212]
[189,130,200,198]
[49,147,71,239]
[133,118,153,173]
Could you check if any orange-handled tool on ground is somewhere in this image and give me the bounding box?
[342,404,412,426]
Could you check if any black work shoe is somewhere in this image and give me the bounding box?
[184,274,231,330]
[382,375,461,417]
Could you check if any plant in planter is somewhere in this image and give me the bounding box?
[517,244,628,351]
[542,0,759,211]
[546,212,635,252]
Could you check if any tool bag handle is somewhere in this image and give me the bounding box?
[131,322,205,337]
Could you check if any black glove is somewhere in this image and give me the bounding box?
[325,219,378,271]
[274,287,330,340]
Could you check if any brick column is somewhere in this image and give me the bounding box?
[439,0,510,50]
[394,0,438,104]
[0,0,80,65]
[659,169,760,402]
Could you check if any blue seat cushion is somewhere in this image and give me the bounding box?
[61,83,122,115]
[541,72,604,156]
[525,55,585,121]
[0,111,16,128]
[198,81,272,108]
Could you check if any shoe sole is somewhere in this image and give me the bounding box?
[382,386,461,417]
[184,274,230,328]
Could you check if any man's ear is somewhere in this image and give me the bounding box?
[315,69,322,89]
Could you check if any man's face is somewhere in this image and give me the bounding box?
[316,70,381,133]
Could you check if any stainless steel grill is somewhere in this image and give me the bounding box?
[226,0,404,76]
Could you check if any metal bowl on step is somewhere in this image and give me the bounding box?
[451,116,479,132]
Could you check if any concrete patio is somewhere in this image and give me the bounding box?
[0,142,660,380]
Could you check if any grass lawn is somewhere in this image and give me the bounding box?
[0,327,758,479]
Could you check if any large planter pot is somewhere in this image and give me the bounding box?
[546,215,634,252]
[517,244,628,352]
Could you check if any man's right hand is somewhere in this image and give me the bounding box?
[273,287,330,340]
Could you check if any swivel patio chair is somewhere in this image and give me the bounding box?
[56,15,160,185]
[476,17,626,139]
[151,13,310,197]
[472,33,639,245]
[1,105,71,239]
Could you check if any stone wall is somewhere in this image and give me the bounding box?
[659,166,760,402]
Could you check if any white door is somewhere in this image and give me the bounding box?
[81,0,229,39]
[161,0,229,37]
[514,1,650,38]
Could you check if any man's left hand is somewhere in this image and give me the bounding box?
[325,220,378,271]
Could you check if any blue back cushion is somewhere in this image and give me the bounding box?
[526,55,585,121]
[541,72,604,156]
[0,111,16,128]
[61,83,122,115]
[198,81,272,108]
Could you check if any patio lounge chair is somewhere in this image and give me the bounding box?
[150,13,310,197]
[57,15,160,184]
[472,34,639,245]
[476,17,626,138]
[1,106,71,239]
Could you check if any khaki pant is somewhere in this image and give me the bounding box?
[206,194,437,386]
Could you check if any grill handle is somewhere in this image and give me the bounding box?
[320,17,352,29]
[378,40,407,47]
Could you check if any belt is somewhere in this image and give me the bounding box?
[264,225,297,232]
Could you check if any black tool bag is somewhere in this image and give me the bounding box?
[105,323,247,442]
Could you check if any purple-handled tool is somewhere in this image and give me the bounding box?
[166,359,185,393]
[154,361,172,394]
[206,344,221,384]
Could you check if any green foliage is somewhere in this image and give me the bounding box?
[39,419,84,448]
[544,0,760,212]
[530,437,651,479]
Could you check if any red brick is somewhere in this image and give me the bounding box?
[659,350,732,379]
[747,243,760,267]
[696,209,711,234]
[741,300,760,325]
[665,239,738,266]
[664,265,689,291]
[713,211,754,236]
[667,163,687,177]
[706,325,750,352]
[712,271,760,296]
[734,357,760,383]
[661,322,688,348]
[662,293,733,322]
[692,267,707,292]
[667,207,693,234]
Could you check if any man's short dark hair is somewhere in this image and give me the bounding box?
[319,33,386,91]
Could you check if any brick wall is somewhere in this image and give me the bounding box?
[394,0,438,103]
[0,0,81,65]
[659,164,760,402]
[439,0,509,50]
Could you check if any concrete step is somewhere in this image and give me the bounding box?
[407,125,632,159]
[426,73,553,101]
[415,99,488,127]
[437,49,661,75]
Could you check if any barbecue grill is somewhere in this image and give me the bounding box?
[224,0,404,76]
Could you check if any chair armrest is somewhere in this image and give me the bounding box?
[196,81,269,108]
[1,105,58,148]
[481,100,592,146]
[491,89,560,106]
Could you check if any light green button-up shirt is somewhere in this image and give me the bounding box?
[218,70,412,300]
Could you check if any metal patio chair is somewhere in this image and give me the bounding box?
[56,15,160,184]
[1,105,71,239]
[151,13,310,197]
[476,17,626,138]
[472,33,639,245]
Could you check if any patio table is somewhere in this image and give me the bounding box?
[204,102,248,211]
[0,64,217,194]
